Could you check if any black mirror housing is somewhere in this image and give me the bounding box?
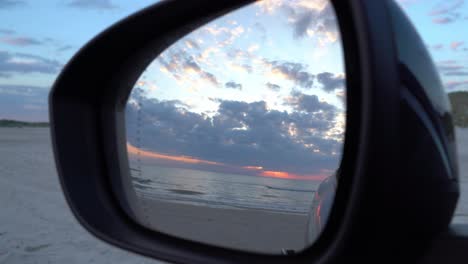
[49,0,458,263]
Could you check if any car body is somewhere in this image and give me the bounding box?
[306,175,338,245]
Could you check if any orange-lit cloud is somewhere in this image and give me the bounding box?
[243,165,263,170]
[256,0,283,14]
[261,170,326,181]
[127,143,222,166]
[451,41,464,51]
[296,0,329,11]
[128,143,326,181]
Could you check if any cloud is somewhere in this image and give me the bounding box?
[0,72,10,78]
[294,12,314,38]
[396,0,421,6]
[285,90,336,114]
[254,0,339,43]
[255,0,283,14]
[269,61,315,88]
[451,41,465,50]
[438,60,458,64]
[429,0,464,16]
[0,50,62,76]
[0,28,15,35]
[0,85,49,121]
[437,61,468,77]
[225,81,242,90]
[335,89,345,103]
[185,39,200,50]
[57,45,73,52]
[445,80,468,90]
[68,0,116,9]
[428,0,464,24]
[126,88,343,175]
[438,62,464,72]
[432,17,456,24]
[317,72,345,92]
[0,0,24,8]
[266,82,281,91]
[431,44,444,50]
[444,71,468,76]
[158,49,220,87]
[280,1,339,43]
[203,25,244,48]
[247,44,260,53]
[0,36,42,46]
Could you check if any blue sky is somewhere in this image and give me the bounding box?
[398,0,468,90]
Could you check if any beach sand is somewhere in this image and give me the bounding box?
[135,196,308,254]
[0,128,161,264]
[453,127,468,224]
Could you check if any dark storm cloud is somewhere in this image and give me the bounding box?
[317,72,345,92]
[0,0,25,8]
[266,82,281,91]
[126,88,342,175]
[0,85,49,121]
[0,51,62,76]
[270,61,314,89]
[225,81,242,90]
[68,0,116,9]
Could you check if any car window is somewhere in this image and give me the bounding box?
[0,1,165,263]
[395,0,468,224]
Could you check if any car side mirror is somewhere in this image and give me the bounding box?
[49,0,459,263]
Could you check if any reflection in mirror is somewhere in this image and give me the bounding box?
[124,0,345,254]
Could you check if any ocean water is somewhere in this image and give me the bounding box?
[130,163,322,214]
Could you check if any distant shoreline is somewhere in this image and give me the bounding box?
[0,119,49,128]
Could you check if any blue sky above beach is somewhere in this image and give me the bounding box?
[0,0,467,123]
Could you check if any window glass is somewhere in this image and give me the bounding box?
[395,0,468,224]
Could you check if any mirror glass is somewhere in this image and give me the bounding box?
[124,0,345,254]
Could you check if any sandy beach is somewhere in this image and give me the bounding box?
[1,127,468,263]
[136,196,308,254]
[0,128,161,264]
